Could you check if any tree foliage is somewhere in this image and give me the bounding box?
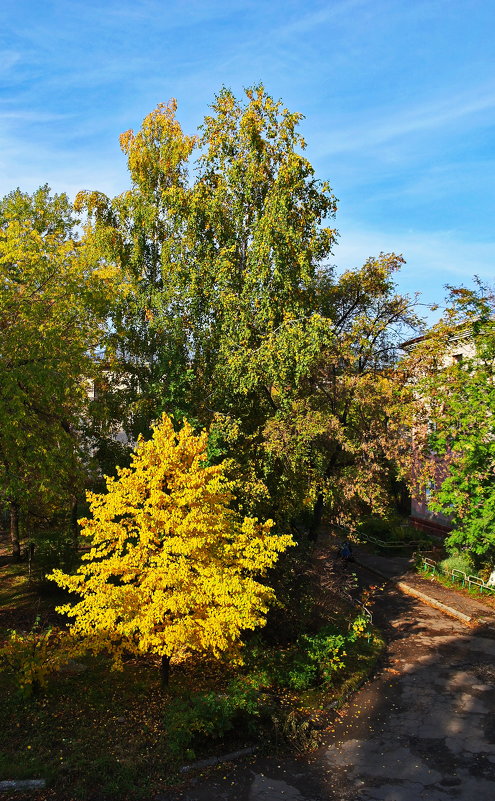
[75,88,337,436]
[75,86,418,534]
[257,253,420,533]
[50,415,293,675]
[395,284,495,560]
[0,185,119,556]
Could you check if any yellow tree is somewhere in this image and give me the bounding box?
[50,414,293,684]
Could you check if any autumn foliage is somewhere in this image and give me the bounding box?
[50,415,293,674]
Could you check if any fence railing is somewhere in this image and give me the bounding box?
[366,533,431,550]
[419,556,495,594]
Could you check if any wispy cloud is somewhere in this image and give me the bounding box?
[333,220,495,311]
[0,110,69,122]
[0,49,22,73]
[316,85,495,158]
[276,0,367,38]
[0,0,494,316]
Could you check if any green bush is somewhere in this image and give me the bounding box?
[286,629,347,690]
[163,677,263,759]
[163,615,374,761]
[358,516,432,549]
[245,617,371,692]
[358,517,395,540]
[439,553,475,576]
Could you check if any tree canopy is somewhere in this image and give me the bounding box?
[0,185,119,557]
[394,284,495,561]
[74,86,418,535]
[51,414,293,681]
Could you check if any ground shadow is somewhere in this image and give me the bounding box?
[158,574,495,801]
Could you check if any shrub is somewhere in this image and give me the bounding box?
[0,625,74,695]
[439,553,475,577]
[162,613,373,760]
[0,620,85,696]
[163,677,264,759]
[245,615,372,692]
[272,709,320,752]
[358,516,429,547]
[287,628,347,690]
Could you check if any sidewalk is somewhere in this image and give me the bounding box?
[354,547,495,627]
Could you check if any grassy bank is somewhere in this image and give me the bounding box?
[0,554,384,800]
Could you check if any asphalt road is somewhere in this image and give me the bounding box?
[161,571,495,801]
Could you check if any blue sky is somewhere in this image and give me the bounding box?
[1,0,494,318]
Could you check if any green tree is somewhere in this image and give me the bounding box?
[395,284,495,561]
[259,254,420,535]
[76,87,336,439]
[0,185,118,558]
[76,87,418,534]
[75,100,196,442]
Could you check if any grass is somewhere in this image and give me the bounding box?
[0,562,38,609]
[0,652,176,799]
[0,553,385,800]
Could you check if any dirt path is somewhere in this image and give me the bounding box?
[162,569,495,801]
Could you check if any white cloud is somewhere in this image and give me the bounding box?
[0,50,22,74]
[277,0,367,38]
[315,85,495,158]
[0,110,69,122]
[333,220,495,308]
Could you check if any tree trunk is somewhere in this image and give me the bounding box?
[70,496,79,551]
[308,492,324,542]
[10,501,21,561]
[160,654,171,687]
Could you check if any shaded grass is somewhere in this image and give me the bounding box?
[0,562,37,609]
[0,654,175,799]
[0,634,385,799]
[0,557,385,800]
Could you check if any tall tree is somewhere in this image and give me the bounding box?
[76,87,419,534]
[76,87,337,440]
[394,284,495,562]
[75,100,196,441]
[259,254,420,535]
[0,185,118,558]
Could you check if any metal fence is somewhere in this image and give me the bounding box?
[366,533,429,550]
[419,556,495,594]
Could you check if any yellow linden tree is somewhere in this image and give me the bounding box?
[50,414,293,684]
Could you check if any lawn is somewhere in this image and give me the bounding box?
[0,545,384,800]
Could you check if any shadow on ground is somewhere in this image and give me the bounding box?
[161,581,495,801]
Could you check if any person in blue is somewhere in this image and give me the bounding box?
[340,541,353,561]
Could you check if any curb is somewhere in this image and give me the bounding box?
[180,746,257,774]
[0,780,46,792]
[395,581,472,624]
[354,558,474,625]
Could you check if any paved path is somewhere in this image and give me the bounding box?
[320,586,495,801]
[354,547,495,625]
[163,563,495,801]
